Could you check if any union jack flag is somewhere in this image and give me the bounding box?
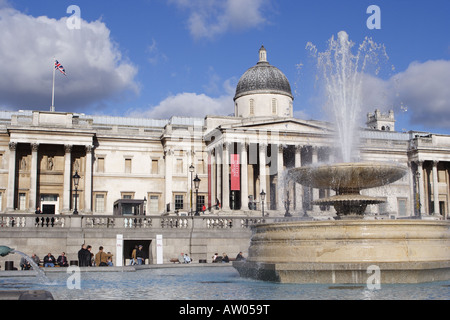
[54,60,66,76]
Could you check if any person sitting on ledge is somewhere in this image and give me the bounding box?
[44,253,56,267]
[57,252,69,267]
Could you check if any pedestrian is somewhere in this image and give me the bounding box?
[20,257,31,270]
[95,246,113,267]
[202,204,206,214]
[221,252,229,263]
[31,254,40,267]
[57,252,69,267]
[235,251,245,261]
[87,245,93,266]
[44,252,56,267]
[136,245,146,265]
[78,244,90,267]
[130,245,137,265]
[184,253,191,264]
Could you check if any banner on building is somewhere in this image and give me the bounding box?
[230,154,240,191]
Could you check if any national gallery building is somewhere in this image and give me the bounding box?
[0,47,449,220]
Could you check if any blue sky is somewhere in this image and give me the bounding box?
[0,0,449,134]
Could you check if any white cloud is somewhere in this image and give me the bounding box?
[129,92,234,119]
[0,5,139,112]
[169,0,271,39]
[360,60,450,129]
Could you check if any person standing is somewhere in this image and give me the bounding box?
[95,246,113,267]
[78,244,89,267]
[136,245,146,265]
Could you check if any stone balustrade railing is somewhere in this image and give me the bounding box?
[0,214,269,230]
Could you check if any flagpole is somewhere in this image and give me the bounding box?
[51,58,55,112]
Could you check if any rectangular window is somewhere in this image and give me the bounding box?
[151,159,158,174]
[125,158,132,173]
[19,193,26,211]
[196,195,205,213]
[97,157,105,173]
[0,192,3,212]
[250,99,254,115]
[397,198,407,216]
[95,194,105,213]
[149,195,159,214]
[175,195,184,210]
[272,98,277,114]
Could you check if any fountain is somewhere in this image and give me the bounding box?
[233,31,450,284]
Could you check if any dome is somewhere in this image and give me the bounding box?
[234,46,293,101]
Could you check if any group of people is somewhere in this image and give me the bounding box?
[212,251,245,263]
[178,253,192,264]
[78,244,114,267]
[19,252,69,269]
[129,245,147,265]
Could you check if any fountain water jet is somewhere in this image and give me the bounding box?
[233,31,450,284]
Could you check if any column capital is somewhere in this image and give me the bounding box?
[295,145,303,153]
[239,142,248,152]
[278,144,285,153]
[31,143,39,152]
[8,142,17,151]
[414,160,424,166]
[64,144,73,153]
[85,145,94,153]
[164,147,174,156]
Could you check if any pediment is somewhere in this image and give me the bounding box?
[228,118,332,134]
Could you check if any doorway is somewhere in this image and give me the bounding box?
[123,240,152,265]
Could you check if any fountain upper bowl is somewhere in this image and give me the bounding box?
[288,162,408,191]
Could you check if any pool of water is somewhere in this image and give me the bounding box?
[0,266,449,300]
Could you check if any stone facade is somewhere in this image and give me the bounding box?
[0,47,449,267]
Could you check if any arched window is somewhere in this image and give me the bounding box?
[272,98,277,114]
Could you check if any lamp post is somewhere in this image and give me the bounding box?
[189,164,194,216]
[143,196,147,215]
[260,189,266,217]
[72,171,80,215]
[193,174,201,216]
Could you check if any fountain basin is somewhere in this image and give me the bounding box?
[288,162,408,216]
[233,219,450,283]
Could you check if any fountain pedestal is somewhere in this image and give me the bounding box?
[233,219,450,284]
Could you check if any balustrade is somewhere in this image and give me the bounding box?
[0,214,271,231]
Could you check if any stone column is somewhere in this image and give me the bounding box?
[222,142,230,210]
[216,145,222,207]
[432,160,440,215]
[187,150,194,213]
[259,143,267,210]
[277,144,284,211]
[294,145,303,212]
[416,161,426,216]
[164,147,174,212]
[240,142,248,210]
[208,149,215,211]
[6,142,17,211]
[312,146,319,210]
[63,145,72,213]
[84,145,93,214]
[29,143,39,211]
